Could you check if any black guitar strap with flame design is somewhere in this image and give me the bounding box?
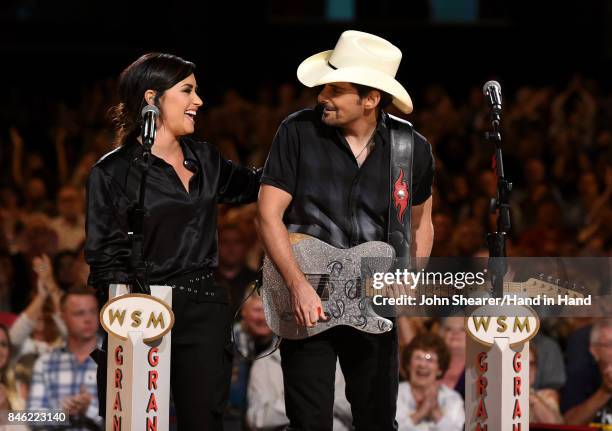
[387,114,415,271]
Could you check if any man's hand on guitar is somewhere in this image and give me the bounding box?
[290,278,328,327]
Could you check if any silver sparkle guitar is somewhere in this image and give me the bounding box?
[261,233,396,339]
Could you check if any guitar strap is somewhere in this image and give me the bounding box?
[386,114,415,271]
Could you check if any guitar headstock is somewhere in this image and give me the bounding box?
[505,274,585,298]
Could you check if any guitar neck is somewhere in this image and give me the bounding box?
[364,280,583,298]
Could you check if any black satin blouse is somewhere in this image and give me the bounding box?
[84,137,261,291]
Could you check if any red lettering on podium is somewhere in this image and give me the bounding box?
[115,368,123,389]
[476,397,488,419]
[113,415,122,431]
[145,346,159,430]
[148,370,158,391]
[477,352,488,372]
[513,352,522,372]
[512,398,522,419]
[147,392,158,413]
[146,416,158,431]
[475,350,488,429]
[148,347,159,367]
[115,345,123,365]
[113,391,122,411]
[477,376,487,396]
[513,376,521,396]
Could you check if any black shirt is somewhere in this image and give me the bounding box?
[84,137,261,290]
[261,106,434,249]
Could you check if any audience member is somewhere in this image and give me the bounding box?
[27,288,100,429]
[226,292,275,431]
[440,317,466,398]
[564,319,612,426]
[396,333,464,431]
[50,185,85,252]
[215,223,258,317]
[0,324,23,410]
[529,344,563,424]
[247,352,351,430]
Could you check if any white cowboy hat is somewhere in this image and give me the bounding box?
[297,30,413,114]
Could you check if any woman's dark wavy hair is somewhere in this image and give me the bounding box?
[110,53,195,146]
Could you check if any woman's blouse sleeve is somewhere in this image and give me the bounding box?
[217,155,262,204]
[84,165,133,293]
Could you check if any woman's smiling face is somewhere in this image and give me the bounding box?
[408,349,440,387]
[156,73,203,137]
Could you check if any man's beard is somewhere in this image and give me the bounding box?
[320,107,341,126]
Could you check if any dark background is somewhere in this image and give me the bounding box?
[1,0,611,124]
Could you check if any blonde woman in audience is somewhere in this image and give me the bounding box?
[440,317,466,397]
[0,324,23,410]
[396,333,464,431]
[13,353,38,408]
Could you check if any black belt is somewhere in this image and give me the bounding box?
[162,269,215,296]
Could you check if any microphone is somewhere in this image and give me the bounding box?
[483,80,502,115]
[141,105,159,149]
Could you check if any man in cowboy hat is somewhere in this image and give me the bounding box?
[257,30,434,430]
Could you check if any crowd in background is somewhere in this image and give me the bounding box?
[0,73,611,429]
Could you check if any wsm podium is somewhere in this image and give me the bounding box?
[465,305,540,431]
[100,285,174,431]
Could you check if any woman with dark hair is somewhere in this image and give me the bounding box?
[396,333,464,431]
[85,53,261,430]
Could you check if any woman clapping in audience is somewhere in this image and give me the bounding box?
[396,333,464,431]
[9,254,66,359]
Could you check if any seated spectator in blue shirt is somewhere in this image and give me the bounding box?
[27,287,100,429]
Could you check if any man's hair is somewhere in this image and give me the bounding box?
[60,286,98,310]
[351,83,393,111]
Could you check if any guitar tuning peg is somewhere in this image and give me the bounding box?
[572,283,577,290]
[539,273,545,280]
[555,278,561,285]
[564,280,569,288]
[547,276,554,283]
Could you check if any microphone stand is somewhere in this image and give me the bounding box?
[485,102,512,298]
[128,130,155,295]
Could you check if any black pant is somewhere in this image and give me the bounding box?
[170,285,234,431]
[280,325,399,431]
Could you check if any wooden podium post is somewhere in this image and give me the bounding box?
[465,306,540,431]
[100,285,174,431]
